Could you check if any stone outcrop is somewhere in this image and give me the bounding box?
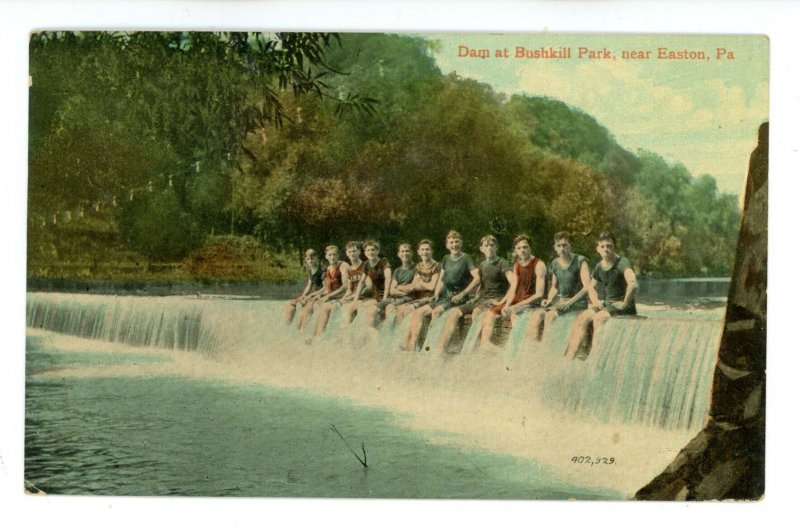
[635,122,768,501]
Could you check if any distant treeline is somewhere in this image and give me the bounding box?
[28,32,740,279]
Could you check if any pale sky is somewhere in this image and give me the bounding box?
[429,33,769,197]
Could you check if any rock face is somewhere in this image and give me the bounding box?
[635,122,768,501]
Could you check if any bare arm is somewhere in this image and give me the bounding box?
[612,268,638,309]
[382,266,392,301]
[453,268,481,303]
[388,277,402,297]
[556,261,591,310]
[306,285,327,300]
[343,270,367,302]
[294,278,312,303]
[513,262,547,309]
[321,265,347,302]
[390,275,415,297]
[498,270,518,307]
[431,273,445,301]
[587,278,602,310]
[543,273,558,306]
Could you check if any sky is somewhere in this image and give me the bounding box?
[430,33,769,197]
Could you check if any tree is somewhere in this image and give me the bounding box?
[28,31,376,262]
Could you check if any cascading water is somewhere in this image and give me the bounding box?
[26,292,722,433]
[26,292,217,352]
[541,313,722,430]
[25,292,724,495]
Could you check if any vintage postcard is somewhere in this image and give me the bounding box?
[24,31,768,502]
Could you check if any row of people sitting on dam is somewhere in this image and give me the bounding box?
[284,230,637,358]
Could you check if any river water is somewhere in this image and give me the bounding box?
[25,292,725,499]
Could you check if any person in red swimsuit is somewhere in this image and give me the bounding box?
[479,234,546,347]
[312,244,350,336]
[297,245,344,331]
[339,241,369,325]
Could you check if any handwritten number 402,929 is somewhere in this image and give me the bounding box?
[571,456,616,465]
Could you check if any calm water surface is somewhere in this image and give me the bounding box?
[25,334,619,499]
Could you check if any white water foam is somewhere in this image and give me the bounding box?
[26,292,724,496]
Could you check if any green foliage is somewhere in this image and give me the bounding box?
[118,188,203,262]
[28,32,742,280]
[182,235,302,282]
[618,152,740,276]
[504,95,640,185]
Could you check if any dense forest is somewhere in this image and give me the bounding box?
[27,32,741,282]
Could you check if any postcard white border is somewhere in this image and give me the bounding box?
[1,1,796,531]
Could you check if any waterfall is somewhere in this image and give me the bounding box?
[26,293,216,352]
[540,314,722,430]
[421,314,448,355]
[458,314,484,356]
[504,312,532,359]
[378,312,403,358]
[26,293,723,433]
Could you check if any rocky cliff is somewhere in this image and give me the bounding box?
[635,122,768,501]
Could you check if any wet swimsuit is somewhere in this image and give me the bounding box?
[439,253,477,299]
[393,264,416,286]
[346,261,367,294]
[548,254,588,313]
[364,258,391,301]
[461,257,511,314]
[592,256,636,315]
[377,264,417,309]
[412,260,441,299]
[308,266,324,292]
[325,262,343,293]
[490,257,540,315]
[479,257,512,300]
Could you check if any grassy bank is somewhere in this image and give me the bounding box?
[28,235,306,286]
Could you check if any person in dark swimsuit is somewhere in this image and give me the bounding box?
[284,248,324,325]
[360,240,393,327]
[564,232,638,359]
[459,235,513,346]
[378,242,418,324]
[407,230,480,351]
[480,234,546,346]
[298,245,345,331]
[396,239,442,328]
[536,231,591,340]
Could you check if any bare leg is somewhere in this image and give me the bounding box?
[524,309,543,342]
[406,305,432,351]
[591,311,611,338]
[297,300,316,330]
[564,309,596,358]
[526,309,547,342]
[362,301,381,327]
[437,308,464,350]
[541,309,558,339]
[284,300,298,325]
[472,306,488,322]
[343,301,361,324]
[314,302,336,336]
[395,303,414,323]
[385,303,398,323]
[479,310,499,347]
